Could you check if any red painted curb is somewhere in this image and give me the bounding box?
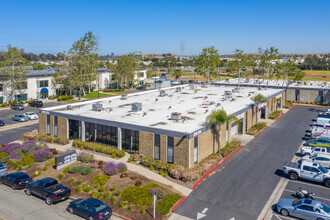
[116,215,132,220]
[171,196,187,212]
[254,126,269,137]
[192,145,244,190]
[275,113,284,121]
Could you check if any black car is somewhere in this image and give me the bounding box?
[25,178,71,205]
[0,120,5,126]
[136,85,146,90]
[1,172,32,189]
[29,100,43,107]
[67,198,112,220]
[11,104,25,110]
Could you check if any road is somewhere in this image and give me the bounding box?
[174,105,328,220]
[0,123,39,145]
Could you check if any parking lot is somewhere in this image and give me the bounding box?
[0,101,63,126]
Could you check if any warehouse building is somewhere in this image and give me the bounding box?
[39,84,285,168]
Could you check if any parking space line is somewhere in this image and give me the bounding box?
[272,213,297,220]
[283,189,330,202]
[288,180,328,190]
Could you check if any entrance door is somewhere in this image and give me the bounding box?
[194,136,198,164]
[231,122,238,135]
[69,119,80,140]
[261,107,266,119]
[238,119,243,134]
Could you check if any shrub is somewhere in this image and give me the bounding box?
[129,205,134,211]
[135,181,142,187]
[104,191,111,200]
[64,162,80,173]
[120,201,128,208]
[268,110,283,119]
[95,183,100,189]
[0,152,10,164]
[117,162,127,173]
[150,187,165,199]
[120,173,128,178]
[156,194,181,215]
[122,184,160,207]
[78,179,83,185]
[72,140,125,158]
[111,196,118,204]
[84,185,92,193]
[68,164,83,174]
[130,176,137,180]
[51,158,55,166]
[34,149,53,162]
[159,169,164,175]
[28,164,32,168]
[76,184,83,192]
[17,154,35,166]
[70,177,75,183]
[91,190,98,198]
[110,186,117,191]
[43,166,48,171]
[98,160,104,168]
[221,141,242,158]
[98,193,103,199]
[92,174,111,185]
[129,154,141,162]
[34,170,41,177]
[111,152,116,158]
[103,161,127,176]
[150,165,155,171]
[247,122,267,135]
[81,165,92,175]
[98,186,106,193]
[17,165,22,171]
[77,151,95,163]
[58,173,65,179]
[22,131,69,145]
[115,190,122,196]
[127,158,132,163]
[141,208,146,215]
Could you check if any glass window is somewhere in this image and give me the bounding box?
[0,97,3,104]
[0,84,3,91]
[14,82,27,90]
[46,115,50,135]
[14,94,27,102]
[37,80,49,88]
[167,136,174,163]
[154,134,160,160]
[54,116,58,137]
[121,129,139,153]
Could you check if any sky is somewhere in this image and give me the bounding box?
[0,0,329,55]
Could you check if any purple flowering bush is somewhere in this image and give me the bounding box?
[77,151,95,163]
[34,149,53,162]
[103,161,127,176]
[3,141,46,160]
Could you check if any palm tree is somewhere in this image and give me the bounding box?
[173,69,182,80]
[251,94,268,125]
[275,97,282,112]
[206,110,240,155]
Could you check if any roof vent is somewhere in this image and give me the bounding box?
[159,90,168,97]
[67,105,72,110]
[175,87,182,92]
[232,87,240,93]
[92,103,103,111]
[225,79,229,83]
[224,90,232,99]
[171,112,182,120]
[190,85,197,90]
[121,94,128,100]
[131,102,142,112]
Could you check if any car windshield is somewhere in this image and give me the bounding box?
[292,199,302,206]
[319,166,327,173]
[94,202,107,212]
[17,174,29,179]
[18,115,25,118]
[321,203,330,213]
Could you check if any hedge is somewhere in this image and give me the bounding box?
[22,132,69,145]
[72,140,125,158]
[268,110,283,119]
[156,194,181,215]
[122,183,160,207]
[57,95,74,101]
[0,152,10,164]
[247,122,267,135]
[221,141,242,158]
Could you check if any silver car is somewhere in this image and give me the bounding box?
[303,153,330,169]
[12,114,28,122]
[23,112,39,120]
[277,198,330,219]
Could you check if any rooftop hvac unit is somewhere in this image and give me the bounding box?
[175,87,182,92]
[92,103,103,111]
[131,102,142,112]
[159,90,167,97]
[171,112,181,120]
[232,87,240,93]
[225,79,229,83]
[121,94,128,100]
[224,90,232,99]
[190,85,197,90]
[245,78,250,83]
[67,105,72,110]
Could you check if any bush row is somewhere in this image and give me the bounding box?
[103,161,127,176]
[57,95,73,101]
[156,194,181,215]
[72,140,125,158]
[268,110,283,120]
[221,141,242,158]
[22,132,70,145]
[122,183,160,207]
[247,122,267,135]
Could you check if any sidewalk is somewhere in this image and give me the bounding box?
[46,142,192,197]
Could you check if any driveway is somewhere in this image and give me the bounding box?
[174,105,328,220]
[0,123,38,145]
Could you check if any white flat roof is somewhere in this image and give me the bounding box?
[43,85,283,134]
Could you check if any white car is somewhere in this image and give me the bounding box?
[302,153,330,169]
[23,112,39,120]
[301,146,330,156]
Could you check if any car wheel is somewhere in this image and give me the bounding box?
[68,207,74,214]
[25,188,31,196]
[46,196,52,205]
[289,172,298,181]
[325,180,330,188]
[280,208,289,216]
[88,216,94,220]
[304,153,310,156]
[12,184,16,190]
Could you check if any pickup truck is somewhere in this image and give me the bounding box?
[311,124,330,139]
[25,178,71,205]
[301,146,330,156]
[283,161,330,187]
[0,163,8,176]
[316,115,330,126]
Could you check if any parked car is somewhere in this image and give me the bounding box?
[301,146,330,156]
[0,163,8,176]
[0,120,5,126]
[25,178,71,205]
[307,137,330,147]
[136,85,146,90]
[12,114,28,122]
[0,172,32,189]
[277,198,330,219]
[302,153,330,169]
[283,160,330,187]
[23,112,39,120]
[28,100,43,107]
[311,125,330,139]
[171,81,180,85]
[67,198,112,220]
[11,104,24,110]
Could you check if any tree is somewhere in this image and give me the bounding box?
[229,49,250,88]
[161,56,177,75]
[251,94,268,125]
[173,69,182,80]
[196,46,221,83]
[0,45,28,101]
[111,55,136,89]
[206,110,240,154]
[146,69,156,78]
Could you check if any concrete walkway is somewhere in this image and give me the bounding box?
[46,142,192,197]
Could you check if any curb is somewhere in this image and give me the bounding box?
[275,113,284,121]
[254,126,269,137]
[171,196,187,212]
[192,145,244,190]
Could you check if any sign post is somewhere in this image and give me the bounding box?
[153,194,157,219]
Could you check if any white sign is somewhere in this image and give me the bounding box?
[153,195,157,219]
[237,113,244,119]
[40,110,50,115]
[197,208,208,220]
[191,129,202,138]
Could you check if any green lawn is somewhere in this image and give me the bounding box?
[302,70,330,81]
[62,99,78,103]
[104,91,127,95]
[82,91,113,99]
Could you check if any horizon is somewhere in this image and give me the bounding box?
[1,0,330,55]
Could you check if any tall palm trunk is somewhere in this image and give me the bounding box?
[218,127,222,154]
[255,104,258,125]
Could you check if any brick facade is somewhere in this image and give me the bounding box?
[58,116,68,138]
[39,113,46,134]
[139,131,154,158]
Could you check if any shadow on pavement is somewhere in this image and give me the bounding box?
[274,169,285,178]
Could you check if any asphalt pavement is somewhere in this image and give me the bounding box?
[0,123,38,145]
[174,105,328,220]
